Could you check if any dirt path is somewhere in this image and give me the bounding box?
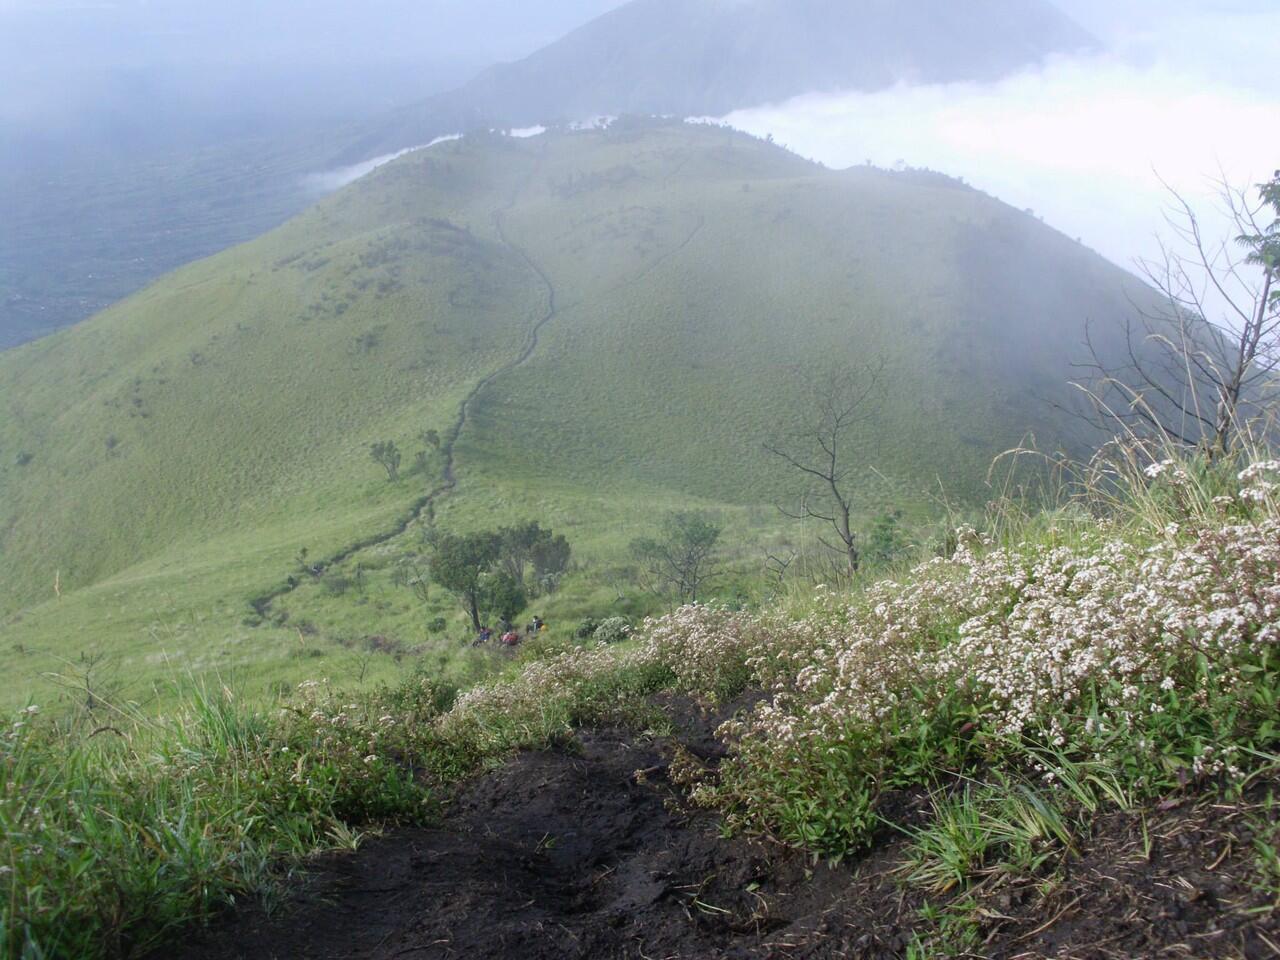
[254,203,559,616]
[167,702,882,960]
[432,208,559,494]
[168,693,1280,960]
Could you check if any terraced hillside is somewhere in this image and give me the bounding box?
[0,123,1151,707]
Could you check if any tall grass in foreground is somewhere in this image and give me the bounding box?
[5,445,1280,958]
[0,639,683,959]
[0,677,451,959]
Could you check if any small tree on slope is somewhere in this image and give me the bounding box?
[630,512,723,607]
[764,359,886,580]
[430,532,502,631]
[369,440,401,482]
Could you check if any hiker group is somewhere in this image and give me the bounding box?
[473,615,545,647]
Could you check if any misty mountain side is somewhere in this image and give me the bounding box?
[4,0,1280,957]
[0,68,472,351]
[364,0,1094,157]
[0,0,617,350]
[0,129,340,349]
[0,0,1095,348]
[0,121,1166,711]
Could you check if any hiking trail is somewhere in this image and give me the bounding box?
[253,203,558,617]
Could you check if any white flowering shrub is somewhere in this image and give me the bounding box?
[674,505,1280,854]
[632,604,765,702]
[431,644,676,776]
[592,617,633,646]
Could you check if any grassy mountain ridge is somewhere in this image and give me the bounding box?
[2,0,1094,347]
[459,131,1135,504]
[0,122,1151,706]
[0,139,548,608]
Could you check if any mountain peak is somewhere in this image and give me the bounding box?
[364,0,1095,157]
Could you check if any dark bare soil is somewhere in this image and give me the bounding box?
[980,788,1280,960]
[169,701,1280,960]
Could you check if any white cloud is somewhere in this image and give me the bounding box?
[302,134,462,192]
[718,47,1280,315]
[570,115,615,131]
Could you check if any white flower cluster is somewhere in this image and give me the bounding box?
[3,705,40,746]
[592,617,633,646]
[721,513,1280,764]
[1145,459,1190,483]
[436,605,769,757]
[441,644,625,749]
[634,605,763,697]
[1239,460,1280,504]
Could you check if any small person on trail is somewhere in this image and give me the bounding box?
[473,625,493,647]
[530,616,546,635]
[501,630,521,646]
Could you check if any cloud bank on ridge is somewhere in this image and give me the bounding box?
[719,9,1280,309]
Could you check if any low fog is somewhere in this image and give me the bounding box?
[720,2,1280,290]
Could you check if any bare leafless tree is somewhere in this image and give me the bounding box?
[604,567,633,605]
[630,512,723,607]
[45,650,118,713]
[353,649,376,685]
[1073,172,1280,457]
[762,549,797,597]
[393,554,432,604]
[764,359,886,579]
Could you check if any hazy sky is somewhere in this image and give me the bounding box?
[5,0,1276,317]
[0,0,623,134]
[0,0,622,67]
[720,1,1280,316]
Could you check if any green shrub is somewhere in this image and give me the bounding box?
[322,574,351,596]
[592,617,632,645]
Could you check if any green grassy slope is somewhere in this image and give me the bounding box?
[460,125,1142,505]
[0,123,1153,707]
[0,138,546,608]
[4,0,1094,348]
